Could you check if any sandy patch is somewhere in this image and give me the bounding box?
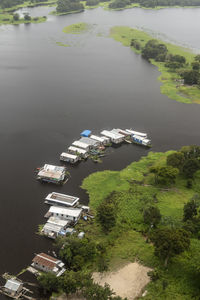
[93,262,151,300]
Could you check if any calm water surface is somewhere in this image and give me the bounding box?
[0,6,200,297]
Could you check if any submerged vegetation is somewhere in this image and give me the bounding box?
[110,26,200,104]
[63,22,90,34]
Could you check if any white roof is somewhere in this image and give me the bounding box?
[126,129,147,138]
[68,146,87,154]
[72,141,89,150]
[4,279,22,292]
[38,164,65,180]
[43,222,63,233]
[45,192,79,207]
[101,130,123,140]
[47,216,69,227]
[90,135,107,143]
[49,206,82,218]
[112,128,131,136]
[60,152,78,159]
[79,137,99,146]
[133,134,145,140]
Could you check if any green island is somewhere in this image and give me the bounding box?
[110,26,200,104]
[63,22,90,34]
[37,145,200,299]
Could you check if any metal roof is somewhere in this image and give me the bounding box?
[79,137,99,146]
[81,130,91,137]
[72,141,89,150]
[43,222,63,234]
[125,129,147,138]
[4,279,22,292]
[101,130,124,140]
[68,146,87,154]
[45,192,79,206]
[60,152,78,159]
[38,164,65,180]
[49,206,82,218]
[47,216,70,227]
[33,253,59,270]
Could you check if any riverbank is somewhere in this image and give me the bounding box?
[0,14,47,25]
[110,26,200,104]
[80,149,200,299]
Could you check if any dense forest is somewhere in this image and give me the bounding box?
[0,0,49,9]
[109,0,200,9]
[56,0,84,13]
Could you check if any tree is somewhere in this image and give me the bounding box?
[109,0,130,9]
[167,151,184,170]
[24,13,31,21]
[181,70,200,85]
[143,206,161,227]
[192,61,200,70]
[56,0,84,13]
[130,39,141,50]
[38,273,60,294]
[150,165,179,185]
[182,158,200,178]
[151,228,190,266]
[13,13,19,21]
[183,199,198,221]
[194,54,200,62]
[142,39,168,61]
[96,201,116,233]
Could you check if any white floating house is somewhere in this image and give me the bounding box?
[48,216,70,227]
[42,217,69,239]
[90,135,110,145]
[132,135,151,146]
[79,137,100,149]
[72,140,90,151]
[45,192,79,207]
[32,253,65,277]
[126,129,147,138]
[111,128,131,137]
[37,164,66,184]
[3,279,23,298]
[60,152,80,164]
[48,206,82,223]
[68,146,89,159]
[101,130,124,144]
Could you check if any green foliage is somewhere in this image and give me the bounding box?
[130,39,141,50]
[82,282,126,300]
[150,165,179,185]
[13,13,19,21]
[143,206,161,227]
[142,39,168,61]
[109,0,130,9]
[38,273,60,294]
[59,237,97,270]
[181,69,200,85]
[59,271,91,295]
[167,151,184,170]
[56,0,84,13]
[0,0,24,9]
[183,198,198,221]
[96,195,117,233]
[86,0,99,6]
[24,13,31,21]
[182,158,200,178]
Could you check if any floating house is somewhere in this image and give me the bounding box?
[126,129,147,138]
[42,217,69,239]
[132,135,151,146]
[68,146,89,158]
[79,137,100,149]
[81,130,91,137]
[111,128,131,137]
[32,253,65,277]
[37,164,66,184]
[48,206,82,223]
[72,140,90,151]
[90,134,110,145]
[101,130,124,144]
[3,279,23,298]
[45,192,79,207]
[60,152,79,164]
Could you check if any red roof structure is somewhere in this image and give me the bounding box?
[32,253,58,270]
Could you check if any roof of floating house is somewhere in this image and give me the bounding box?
[45,192,79,207]
[60,152,78,160]
[90,135,109,143]
[72,141,89,150]
[101,130,124,140]
[111,129,131,136]
[79,137,99,146]
[49,206,82,218]
[38,164,65,180]
[68,146,88,155]
[125,129,147,138]
[4,279,22,292]
[43,222,63,234]
[81,130,91,137]
[47,217,70,227]
[32,253,59,270]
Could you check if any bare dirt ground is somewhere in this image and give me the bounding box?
[92,262,152,300]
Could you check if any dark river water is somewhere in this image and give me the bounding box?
[0,5,200,297]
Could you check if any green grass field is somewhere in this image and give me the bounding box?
[81,151,200,299]
[63,22,90,34]
[110,26,200,104]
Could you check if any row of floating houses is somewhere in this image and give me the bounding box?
[1,128,151,299]
[36,128,151,185]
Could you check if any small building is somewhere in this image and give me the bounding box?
[72,140,90,151]
[60,152,80,164]
[45,192,79,207]
[111,128,131,137]
[32,253,65,277]
[81,130,91,137]
[79,137,100,149]
[37,164,66,184]
[3,279,23,298]
[125,129,147,138]
[48,216,70,227]
[90,134,110,145]
[48,206,82,223]
[68,146,89,159]
[101,130,124,144]
[42,222,64,239]
[132,135,151,146]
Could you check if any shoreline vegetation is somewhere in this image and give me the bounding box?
[63,22,90,33]
[38,146,200,299]
[110,26,200,104]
